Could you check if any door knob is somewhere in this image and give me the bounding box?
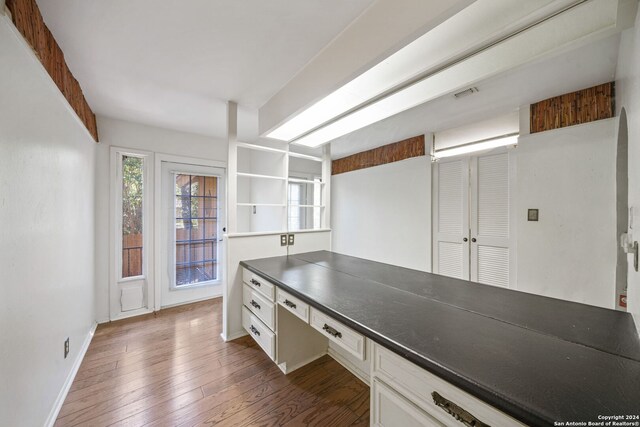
[471,238,477,243]
[463,238,468,242]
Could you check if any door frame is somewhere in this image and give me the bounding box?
[154,153,227,311]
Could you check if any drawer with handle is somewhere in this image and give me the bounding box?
[372,378,443,427]
[371,343,525,427]
[242,306,275,360]
[309,307,365,360]
[243,284,275,330]
[242,268,275,301]
[276,288,309,322]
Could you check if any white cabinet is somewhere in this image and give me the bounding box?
[242,306,275,360]
[276,288,309,322]
[309,307,365,361]
[371,343,526,427]
[372,378,444,426]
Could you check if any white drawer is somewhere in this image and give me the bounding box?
[276,288,309,322]
[372,343,526,427]
[243,284,275,331]
[309,307,365,361]
[242,268,275,301]
[372,378,444,427]
[242,306,275,360]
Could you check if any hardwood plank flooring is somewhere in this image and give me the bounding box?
[55,299,369,426]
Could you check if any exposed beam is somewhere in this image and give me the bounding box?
[5,0,98,141]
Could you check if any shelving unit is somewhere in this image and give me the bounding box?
[228,139,330,234]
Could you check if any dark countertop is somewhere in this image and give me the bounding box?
[240,251,640,427]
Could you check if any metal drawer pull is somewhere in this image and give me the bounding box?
[284,299,297,309]
[250,278,261,287]
[322,323,342,338]
[432,391,490,427]
[249,325,260,336]
[250,300,260,310]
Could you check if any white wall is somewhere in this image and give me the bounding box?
[94,117,227,321]
[0,18,96,427]
[331,156,432,271]
[515,119,617,308]
[616,7,640,329]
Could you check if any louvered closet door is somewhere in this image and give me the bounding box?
[470,153,510,287]
[433,158,470,279]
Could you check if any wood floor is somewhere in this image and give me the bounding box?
[55,299,369,427]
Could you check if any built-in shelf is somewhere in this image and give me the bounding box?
[288,177,325,185]
[237,203,287,207]
[288,204,325,208]
[289,151,323,162]
[237,141,288,155]
[237,172,287,181]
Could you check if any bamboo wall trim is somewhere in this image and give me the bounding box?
[530,82,614,134]
[331,135,425,175]
[5,0,98,142]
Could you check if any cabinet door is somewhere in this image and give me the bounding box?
[470,152,511,288]
[433,158,470,279]
[372,378,444,427]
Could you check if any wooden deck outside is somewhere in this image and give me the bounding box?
[54,298,369,426]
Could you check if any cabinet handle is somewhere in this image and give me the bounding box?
[249,325,260,336]
[322,323,342,338]
[284,299,297,309]
[250,279,261,287]
[250,300,260,310]
[432,391,489,427]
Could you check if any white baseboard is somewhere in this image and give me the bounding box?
[221,329,247,342]
[45,322,97,427]
[160,294,221,310]
[328,346,370,385]
[278,352,327,375]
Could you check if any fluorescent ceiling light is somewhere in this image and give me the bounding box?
[263,0,584,142]
[290,0,622,148]
[433,134,518,159]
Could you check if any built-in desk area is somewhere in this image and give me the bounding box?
[239,251,640,426]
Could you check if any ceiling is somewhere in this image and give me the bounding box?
[35,0,374,139]
[328,34,621,159]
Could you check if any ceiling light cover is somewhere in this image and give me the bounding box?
[433,135,518,159]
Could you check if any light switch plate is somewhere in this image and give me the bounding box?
[288,234,295,246]
[528,209,539,221]
[280,234,287,246]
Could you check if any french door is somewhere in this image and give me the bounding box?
[160,161,225,307]
[433,150,513,288]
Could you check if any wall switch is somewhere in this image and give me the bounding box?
[527,209,539,221]
[280,234,287,246]
[64,338,69,359]
[288,234,295,246]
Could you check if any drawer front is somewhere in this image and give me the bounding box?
[242,306,275,360]
[243,284,275,330]
[276,288,309,322]
[372,378,443,427]
[372,343,526,427]
[242,268,275,301]
[309,307,365,360]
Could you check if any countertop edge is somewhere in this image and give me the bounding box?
[240,260,551,426]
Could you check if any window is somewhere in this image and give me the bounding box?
[288,182,305,230]
[121,155,144,278]
[175,174,218,286]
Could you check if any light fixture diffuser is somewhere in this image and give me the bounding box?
[433,134,518,159]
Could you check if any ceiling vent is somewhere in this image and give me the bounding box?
[453,87,479,98]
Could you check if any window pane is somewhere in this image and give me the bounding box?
[175,174,218,286]
[122,156,144,278]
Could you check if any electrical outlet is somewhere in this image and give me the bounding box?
[288,234,295,246]
[280,234,287,246]
[64,338,70,359]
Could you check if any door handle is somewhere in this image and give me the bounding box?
[463,238,468,242]
[471,238,477,243]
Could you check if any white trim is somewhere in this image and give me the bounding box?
[237,203,287,207]
[288,177,325,184]
[221,329,248,342]
[44,322,97,427]
[237,172,287,180]
[109,307,154,322]
[288,151,323,162]
[226,228,331,238]
[160,294,222,309]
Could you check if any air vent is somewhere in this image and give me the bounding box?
[454,87,479,98]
